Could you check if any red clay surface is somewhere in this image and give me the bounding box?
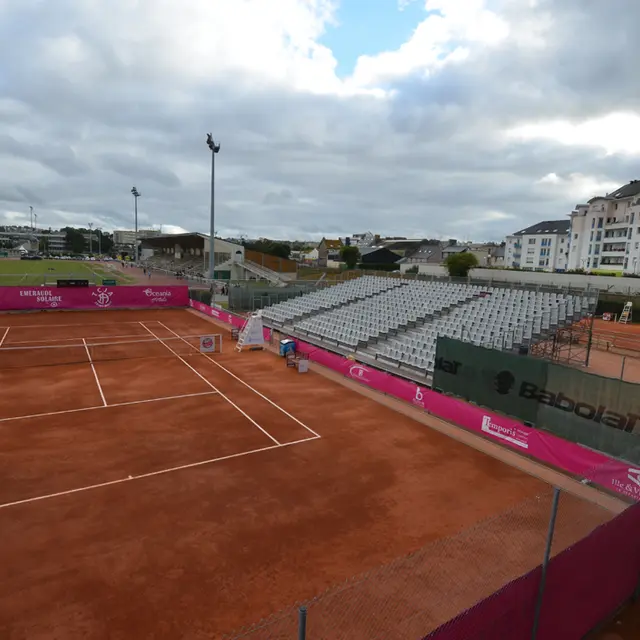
[0,309,614,639]
[591,319,640,355]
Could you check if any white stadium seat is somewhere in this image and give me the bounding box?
[261,276,596,376]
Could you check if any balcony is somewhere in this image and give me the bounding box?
[602,235,628,242]
[605,219,629,230]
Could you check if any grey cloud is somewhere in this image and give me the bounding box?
[1,1,640,240]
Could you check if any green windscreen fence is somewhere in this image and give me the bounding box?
[433,337,640,464]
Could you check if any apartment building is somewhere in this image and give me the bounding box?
[567,180,640,274]
[505,220,570,272]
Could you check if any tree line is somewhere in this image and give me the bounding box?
[37,227,115,255]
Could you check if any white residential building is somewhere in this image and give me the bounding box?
[505,220,570,272]
[567,180,640,274]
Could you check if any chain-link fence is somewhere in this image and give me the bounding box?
[225,489,629,640]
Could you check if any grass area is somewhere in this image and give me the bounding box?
[0,259,135,286]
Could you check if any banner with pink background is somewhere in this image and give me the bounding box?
[0,285,189,311]
[190,300,638,501]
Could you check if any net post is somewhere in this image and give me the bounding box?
[531,488,561,640]
[297,606,307,640]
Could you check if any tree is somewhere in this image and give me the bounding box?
[444,251,479,278]
[63,227,86,254]
[340,245,361,269]
[97,230,114,255]
[38,236,50,253]
[242,238,291,260]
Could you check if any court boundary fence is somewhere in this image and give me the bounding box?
[223,490,639,640]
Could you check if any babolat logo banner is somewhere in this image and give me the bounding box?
[434,337,640,461]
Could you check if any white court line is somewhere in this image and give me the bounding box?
[0,327,9,347]
[0,435,320,510]
[0,320,154,330]
[139,322,281,446]
[5,332,155,346]
[0,391,218,424]
[157,321,321,439]
[4,332,203,347]
[83,338,108,407]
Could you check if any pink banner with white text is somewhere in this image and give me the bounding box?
[188,299,272,341]
[0,286,189,311]
[188,300,637,501]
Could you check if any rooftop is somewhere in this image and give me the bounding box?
[607,180,640,200]
[512,220,570,236]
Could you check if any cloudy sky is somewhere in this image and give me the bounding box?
[1,0,639,241]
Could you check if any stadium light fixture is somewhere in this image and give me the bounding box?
[205,134,221,285]
[131,187,141,262]
[88,222,93,254]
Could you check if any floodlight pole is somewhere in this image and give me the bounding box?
[131,187,140,262]
[29,206,33,232]
[88,222,93,255]
[206,133,221,284]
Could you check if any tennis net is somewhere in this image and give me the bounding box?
[0,334,218,369]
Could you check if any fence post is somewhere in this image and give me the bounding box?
[620,356,626,381]
[531,488,561,640]
[298,606,307,640]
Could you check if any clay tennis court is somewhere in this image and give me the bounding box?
[0,309,614,639]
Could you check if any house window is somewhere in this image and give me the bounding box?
[538,259,545,267]
[574,233,578,239]
[561,238,565,243]
[596,231,602,241]
[528,238,536,244]
[593,258,598,268]
[631,212,635,224]
[589,245,592,254]
[590,231,594,242]
[594,245,600,255]
[591,218,595,228]
[598,218,603,228]
[587,259,591,268]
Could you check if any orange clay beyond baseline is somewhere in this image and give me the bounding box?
[0,308,601,638]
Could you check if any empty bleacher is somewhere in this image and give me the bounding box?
[294,281,480,349]
[261,276,403,325]
[260,275,597,380]
[373,287,592,373]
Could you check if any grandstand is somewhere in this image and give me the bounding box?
[261,275,598,379]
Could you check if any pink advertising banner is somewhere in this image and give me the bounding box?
[189,300,638,501]
[0,285,189,311]
[188,299,272,341]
